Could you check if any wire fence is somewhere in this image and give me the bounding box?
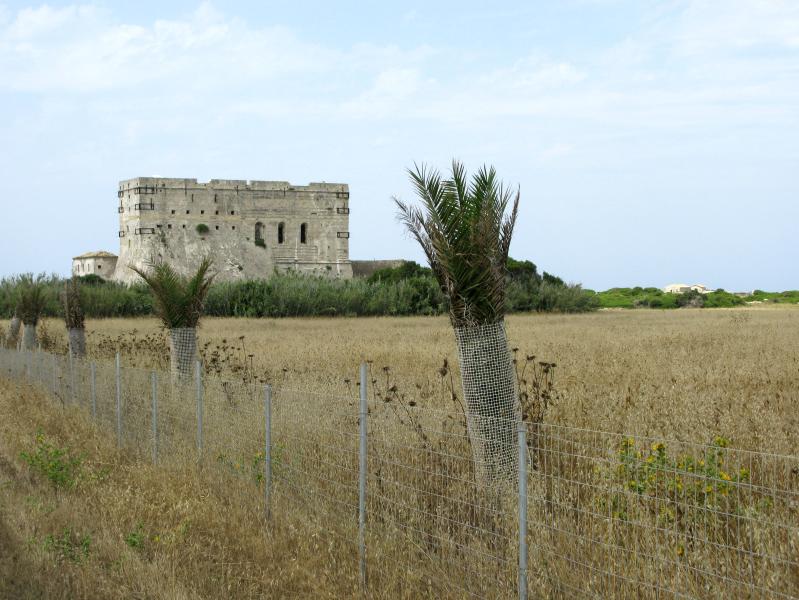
[1,346,797,599]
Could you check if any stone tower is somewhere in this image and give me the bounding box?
[112,177,353,283]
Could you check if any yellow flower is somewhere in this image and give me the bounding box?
[719,471,731,481]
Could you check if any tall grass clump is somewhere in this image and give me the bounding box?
[132,258,215,379]
[61,278,86,358]
[395,160,520,481]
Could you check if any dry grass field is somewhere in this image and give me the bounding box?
[1,306,797,598]
[14,304,799,452]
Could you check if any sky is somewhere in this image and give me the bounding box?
[0,0,797,291]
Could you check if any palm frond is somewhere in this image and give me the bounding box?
[131,258,215,328]
[396,160,520,327]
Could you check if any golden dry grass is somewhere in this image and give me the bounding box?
[2,306,798,598]
[0,377,363,599]
[17,304,799,452]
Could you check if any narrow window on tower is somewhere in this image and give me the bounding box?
[300,223,307,244]
[278,222,285,244]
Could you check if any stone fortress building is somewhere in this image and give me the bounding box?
[74,177,353,283]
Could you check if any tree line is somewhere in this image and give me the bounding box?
[0,260,597,321]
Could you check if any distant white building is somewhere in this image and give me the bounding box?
[663,283,714,294]
[72,251,118,280]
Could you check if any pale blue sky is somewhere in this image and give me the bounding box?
[1,1,797,291]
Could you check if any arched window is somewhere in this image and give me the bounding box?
[300,223,307,244]
[278,222,285,244]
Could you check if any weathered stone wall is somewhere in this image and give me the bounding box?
[113,178,352,283]
[72,256,118,280]
[351,259,407,278]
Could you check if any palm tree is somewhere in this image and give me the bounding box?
[131,258,215,379]
[17,274,49,351]
[62,278,86,358]
[395,160,520,481]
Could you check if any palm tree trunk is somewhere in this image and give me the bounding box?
[21,323,37,351]
[454,320,519,482]
[68,328,86,358]
[6,316,21,349]
[169,327,197,380]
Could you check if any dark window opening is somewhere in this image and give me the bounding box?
[232,226,236,230]
[300,223,307,244]
[168,224,172,229]
[230,210,235,215]
[255,222,265,247]
[200,210,205,215]
[171,210,175,214]
[97,265,102,270]
[186,210,190,214]
[278,222,285,244]
[215,225,219,230]
[182,225,186,229]
[215,210,219,215]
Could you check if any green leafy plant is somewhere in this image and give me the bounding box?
[196,223,210,234]
[254,238,266,248]
[124,523,146,549]
[20,431,83,489]
[43,528,91,562]
[603,436,752,523]
[216,446,284,485]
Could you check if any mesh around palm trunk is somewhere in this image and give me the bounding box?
[5,317,20,348]
[454,320,519,482]
[68,328,86,358]
[21,324,37,351]
[169,327,197,379]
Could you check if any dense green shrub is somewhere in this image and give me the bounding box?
[196,224,210,234]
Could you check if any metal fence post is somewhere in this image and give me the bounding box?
[51,353,58,399]
[518,423,528,600]
[151,371,158,465]
[90,362,97,420]
[196,360,203,460]
[358,362,368,592]
[264,384,272,520]
[68,351,76,404]
[115,353,122,448]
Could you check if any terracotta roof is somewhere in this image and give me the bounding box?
[72,251,118,260]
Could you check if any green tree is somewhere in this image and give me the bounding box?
[395,160,520,481]
[131,258,215,379]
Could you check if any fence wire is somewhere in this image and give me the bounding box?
[1,346,796,599]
